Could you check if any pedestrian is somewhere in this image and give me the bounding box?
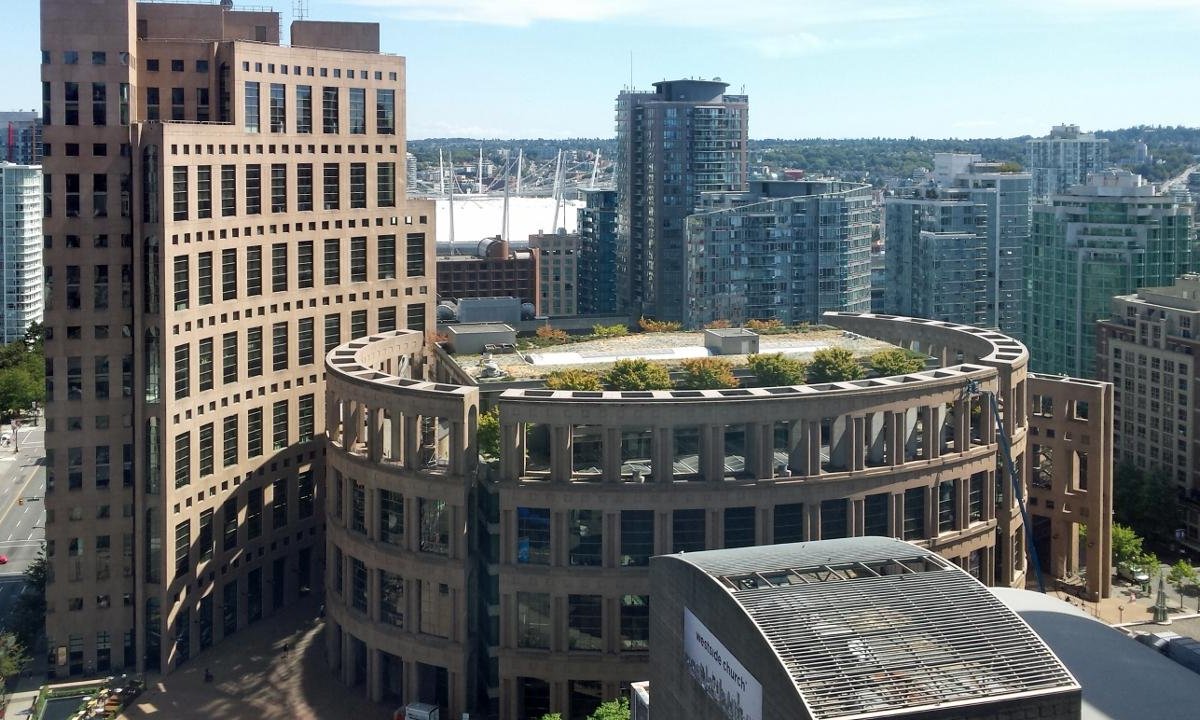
[204,668,213,683]
[283,642,289,657]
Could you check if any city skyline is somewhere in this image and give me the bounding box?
[6,0,1200,139]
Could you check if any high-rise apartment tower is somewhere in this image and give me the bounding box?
[616,79,748,322]
[40,0,434,677]
[1027,124,1109,203]
[0,164,43,343]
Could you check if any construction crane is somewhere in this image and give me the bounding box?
[966,379,1046,593]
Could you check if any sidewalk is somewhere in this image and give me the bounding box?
[115,598,394,720]
[1045,578,1200,627]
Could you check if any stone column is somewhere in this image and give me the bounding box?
[603,427,622,483]
[448,420,465,475]
[500,422,524,480]
[368,407,384,462]
[653,426,673,483]
[403,414,421,471]
[927,405,941,459]
[852,416,866,471]
[702,425,725,483]
[852,497,865,536]
[787,419,807,475]
[550,425,572,482]
[830,415,850,471]
[807,421,822,474]
[808,503,822,540]
[866,412,886,466]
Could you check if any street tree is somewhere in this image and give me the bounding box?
[747,353,807,387]
[1111,523,1148,570]
[1114,461,1179,543]
[603,359,672,391]
[0,633,28,685]
[806,348,865,383]
[589,698,630,720]
[1167,560,1197,608]
[6,552,47,650]
[477,408,500,460]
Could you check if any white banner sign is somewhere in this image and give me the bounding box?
[683,607,763,720]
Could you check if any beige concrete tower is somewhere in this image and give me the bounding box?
[41,0,434,677]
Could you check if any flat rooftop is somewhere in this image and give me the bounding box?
[451,328,894,383]
[672,538,1079,720]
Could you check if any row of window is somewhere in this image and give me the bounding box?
[516,591,648,652]
[44,444,133,492]
[243,83,395,136]
[170,161,398,221]
[172,398,317,489]
[332,474,450,556]
[173,472,316,576]
[240,60,398,83]
[331,547,453,640]
[42,81,131,126]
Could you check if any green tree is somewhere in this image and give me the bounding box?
[1111,523,1147,570]
[869,348,926,376]
[677,358,738,390]
[747,353,807,387]
[0,633,28,684]
[545,369,603,391]
[6,551,46,650]
[1167,559,1197,608]
[806,348,865,383]
[477,408,500,460]
[588,698,630,720]
[1114,461,1179,543]
[538,714,563,720]
[603,359,673,391]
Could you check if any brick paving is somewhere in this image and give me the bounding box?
[118,599,393,720]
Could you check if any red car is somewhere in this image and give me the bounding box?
[0,555,9,564]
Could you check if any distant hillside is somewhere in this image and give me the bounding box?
[409,126,1200,184]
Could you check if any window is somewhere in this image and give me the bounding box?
[198,509,214,562]
[379,570,404,627]
[92,51,106,65]
[298,394,315,441]
[406,232,426,276]
[171,87,184,120]
[376,89,395,134]
[145,86,158,121]
[298,470,315,519]
[373,235,397,280]
[723,506,755,548]
[377,162,396,207]
[197,165,212,218]
[821,499,848,539]
[247,487,262,539]
[197,252,213,306]
[170,167,188,220]
[903,487,925,540]
[568,595,602,651]
[352,482,366,533]
[272,322,288,371]
[95,445,110,488]
[620,510,653,566]
[672,509,705,553]
[419,498,448,554]
[323,239,341,284]
[220,164,236,216]
[620,595,649,650]
[323,163,339,210]
[380,489,403,546]
[324,314,341,354]
[171,59,184,72]
[247,326,263,377]
[349,163,367,208]
[65,50,80,65]
[222,414,238,467]
[196,87,210,121]
[174,431,190,488]
[517,507,550,565]
[271,243,288,292]
[197,337,213,391]
[245,164,261,215]
[272,478,287,529]
[517,592,551,649]
[93,265,109,310]
[298,318,315,366]
[272,400,288,450]
[378,307,396,332]
[939,480,958,533]
[175,520,190,578]
[351,310,367,338]
[174,344,190,399]
[298,241,314,288]
[351,558,368,612]
[92,82,107,126]
[246,246,262,296]
[297,163,313,211]
[322,87,339,133]
[296,85,312,133]
[271,164,287,212]
[222,497,238,551]
[269,83,285,132]
[349,88,366,134]
[94,356,110,399]
[969,472,985,522]
[350,237,367,281]
[65,82,80,125]
[568,509,602,566]
[66,174,80,217]
[198,422,214,477]
[221,249,237,300]
[247,407,263,458]
[864,493,889,536]
[92,174,108,217]
[244,81,260,132]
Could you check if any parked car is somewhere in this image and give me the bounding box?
[1117,564,1150,584]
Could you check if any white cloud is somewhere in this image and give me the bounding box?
[750,32,828,59]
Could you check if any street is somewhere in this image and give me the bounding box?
[0,422,45,620]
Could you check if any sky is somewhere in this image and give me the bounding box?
[8,0,1200,139]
